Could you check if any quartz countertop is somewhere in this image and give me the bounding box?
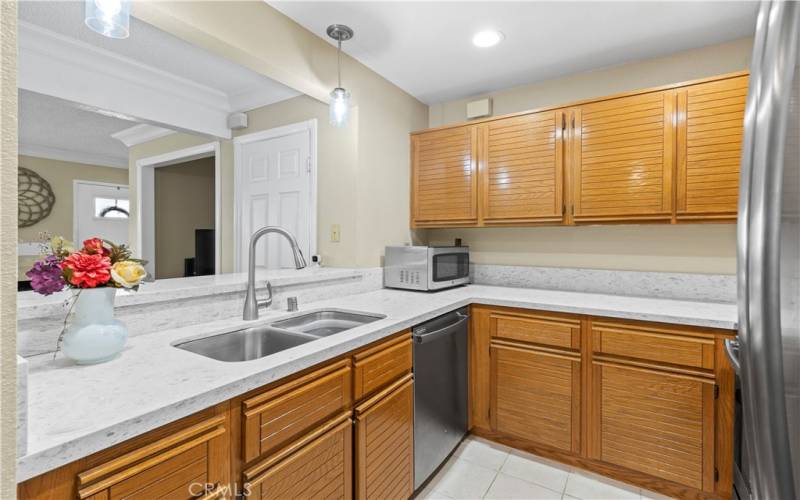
[17,285,737,482]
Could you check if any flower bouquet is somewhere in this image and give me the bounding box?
[26,236,147,364]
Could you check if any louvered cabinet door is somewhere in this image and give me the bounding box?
[411,126,478,227]
[676,75,748,221]
[490,340,581,454]
[481,111,564,224]
[589,362,715,492]
[354,375,414,500]
[572,90,675,223]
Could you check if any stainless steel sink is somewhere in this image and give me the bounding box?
[174,326,317,362]
[270,310,386,337]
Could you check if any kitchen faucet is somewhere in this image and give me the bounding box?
[243,226,307,320]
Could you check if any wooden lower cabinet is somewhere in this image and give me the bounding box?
[471,305,735,500]
[243,413,353,499]
[588,362,715,492]
[490,339,581,454]
[354,374,415,500]
[18,404,231,500]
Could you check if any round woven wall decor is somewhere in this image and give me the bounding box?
[18,167,56,228]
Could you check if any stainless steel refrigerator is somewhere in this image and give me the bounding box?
[732,1,800,498]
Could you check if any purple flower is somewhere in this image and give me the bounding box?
[26,255,66,296]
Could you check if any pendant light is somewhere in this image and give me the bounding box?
[85,0,130,39]
[326,24,354,127]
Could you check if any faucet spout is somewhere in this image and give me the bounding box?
[243,226,307,321]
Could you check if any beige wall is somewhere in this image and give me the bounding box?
[127,133,236,271]
[425,37,753,275]
[1,1,16,493]
[18,156,129,243]
[129,2,428,269]
[428,37,753,126]
[154,158,215,279]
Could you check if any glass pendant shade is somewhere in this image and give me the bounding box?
[329,87,351,127]
[85,0,130,39]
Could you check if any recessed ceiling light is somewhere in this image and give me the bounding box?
[472,29,504,48]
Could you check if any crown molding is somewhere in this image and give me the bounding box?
[111,124,176,148]
[19,143,129,169]
[18,22,232,139]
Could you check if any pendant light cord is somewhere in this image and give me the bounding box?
[337,39,342,88]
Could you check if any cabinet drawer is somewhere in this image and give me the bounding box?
[244,413,353,500]
[353,332,412,400]
[77,415,228,499]
[490,311,580,350]
[242,359,352,463]
[591,320,715,370]
[355,374,414,500]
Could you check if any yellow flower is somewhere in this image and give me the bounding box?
[111,261,147,288]
[49,236,74,257]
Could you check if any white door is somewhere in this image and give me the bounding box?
[74,181,130,247]
[237,129,312,270]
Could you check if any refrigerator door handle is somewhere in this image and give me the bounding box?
[724,338,742,374]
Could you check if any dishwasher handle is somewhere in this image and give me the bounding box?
[413,313,468,345]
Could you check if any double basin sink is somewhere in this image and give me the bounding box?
[174,310,385,362]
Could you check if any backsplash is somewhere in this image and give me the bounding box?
[470,264,737,303]
[18,268,383,359]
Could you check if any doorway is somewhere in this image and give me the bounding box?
[233,119,317,272]
[73,181,130,247]
[135,142,221,279]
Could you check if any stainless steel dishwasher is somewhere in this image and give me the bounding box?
[413,307,469,490]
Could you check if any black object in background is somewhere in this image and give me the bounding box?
[184,258,195,278]
[194,229,215,276]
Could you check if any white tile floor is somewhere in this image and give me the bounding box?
[415,437,674,500]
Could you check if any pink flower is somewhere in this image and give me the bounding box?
[82,238,110,256]
[60,252,112,288]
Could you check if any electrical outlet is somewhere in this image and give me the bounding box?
[330,224,341,242]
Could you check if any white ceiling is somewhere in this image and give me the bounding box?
[19,90,135,168]
[270,1,759,104]
[18,1,299,103]
[17,0,302,169]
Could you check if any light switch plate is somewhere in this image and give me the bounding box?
[330,224,341,242]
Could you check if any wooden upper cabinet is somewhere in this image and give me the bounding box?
[411,125,478,227]
[571,90,675,223]
[676,75,748,221]
[480,110,564,224]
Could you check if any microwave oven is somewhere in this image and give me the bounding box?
[383,246,470,291]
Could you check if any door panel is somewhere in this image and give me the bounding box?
[490,340,581,454]
[245,414,353,500]
[676,75,748,220]
[411,126,478,227]
[571,90,674,222]
[355,375,414,500]
[590,362,715,491]
[481,111,564,224]
[237,130,312,270]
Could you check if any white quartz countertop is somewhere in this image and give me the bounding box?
[17,285,737,482]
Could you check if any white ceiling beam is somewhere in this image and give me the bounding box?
[18,22,232,139]
[19,142,128,169]
[111,124,176,148]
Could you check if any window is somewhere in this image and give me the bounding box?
[94,197,129,218]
